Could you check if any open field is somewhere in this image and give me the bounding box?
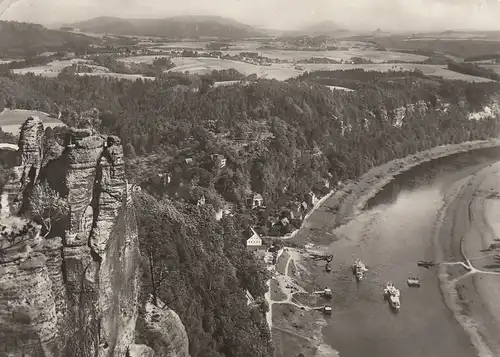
[0,109,64,136]
[162,57,493,82]
[481,64,500,74]
[119,56,171,64]
[8,55,494,82]
[123,47,429,64]
[149,40,266,51]
[326,85,354,92]
[75,72,155,81]
[150,41,211,49]
[10,59,108,77]
[221,48,429,63]
[300,63,493,82]
[212,80,240,87]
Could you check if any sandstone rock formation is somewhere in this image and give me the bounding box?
[0,116,182,357]
[135,301,190,357]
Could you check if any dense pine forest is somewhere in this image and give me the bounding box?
[1,68,500,357]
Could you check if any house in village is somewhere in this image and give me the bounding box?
[184,158,193,164]
[280,217,290,227]
[308,191,318,206]
[285,201,308,221]
[215,204,233,221]
[246,193,264,209]
[246,290,256,306]
[211,154,227,169]
[157,172,171,186]
[197,195,206,206]
[244,227,262,250]
[267,214,293,236]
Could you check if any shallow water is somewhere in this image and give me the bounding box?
[314,148,500,357]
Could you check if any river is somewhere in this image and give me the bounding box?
[312,147,500,357]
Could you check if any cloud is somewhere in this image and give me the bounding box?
[1,0,499,31]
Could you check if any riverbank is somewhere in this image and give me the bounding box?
[435,162,500,357]
[272,139,500,357]
[290,139,500,248]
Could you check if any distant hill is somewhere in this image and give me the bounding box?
[0,21,100,58]
[67,16,267,39]
[298,20,349,35]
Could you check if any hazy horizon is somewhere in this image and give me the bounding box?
[1,0,500,32]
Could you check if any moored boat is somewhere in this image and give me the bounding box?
[352,259,368,281]
[417,260,435,268]
[383,282,401,311]
[407,275,421,287]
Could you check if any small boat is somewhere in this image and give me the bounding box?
[383,282,401,311]
[417,260,435,268]
[323,305,332,315]
[389,294,401,311]
[352,259,368,281]
[325,263,332,272]
[322,288,332,299]
[407,275,421,287]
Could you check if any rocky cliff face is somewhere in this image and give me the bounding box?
[135,301,190,357]
[0,116,175,357]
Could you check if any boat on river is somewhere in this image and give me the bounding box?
[407,275,421,287]
[383,282,401,311]
[417,260,435,268]
[352,259,368,281]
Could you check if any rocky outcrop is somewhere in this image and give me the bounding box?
[128,344,155,357]
[0,116,147,357]
[389,100,432,128]
[0,217,60,357]
[135,301,190,357]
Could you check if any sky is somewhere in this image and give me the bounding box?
[1,0,500,32]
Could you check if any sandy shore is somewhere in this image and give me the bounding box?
[434,162,500,357]
[288,139,500,248]
[271,139,500,357]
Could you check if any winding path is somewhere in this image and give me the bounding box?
[265,249,326,330]
[439,165,500,284]
[441,237,500,284]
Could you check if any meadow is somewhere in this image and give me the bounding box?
[6,49,494,83]
[481,64,500,74]
[0,109,64,136]
[221,48,429,63]
[162,58,493,82]
[11,59,109,78]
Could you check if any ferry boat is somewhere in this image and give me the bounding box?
[417,260,435,268]
[383,282,401,311]
[352,259,368,281]
[407,275,421,287]
[322,288,332,299]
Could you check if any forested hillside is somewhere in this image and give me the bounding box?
[1,69,500,356]
[134,192,272,357]
[68,16,265,38]
[0,21,100,57]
